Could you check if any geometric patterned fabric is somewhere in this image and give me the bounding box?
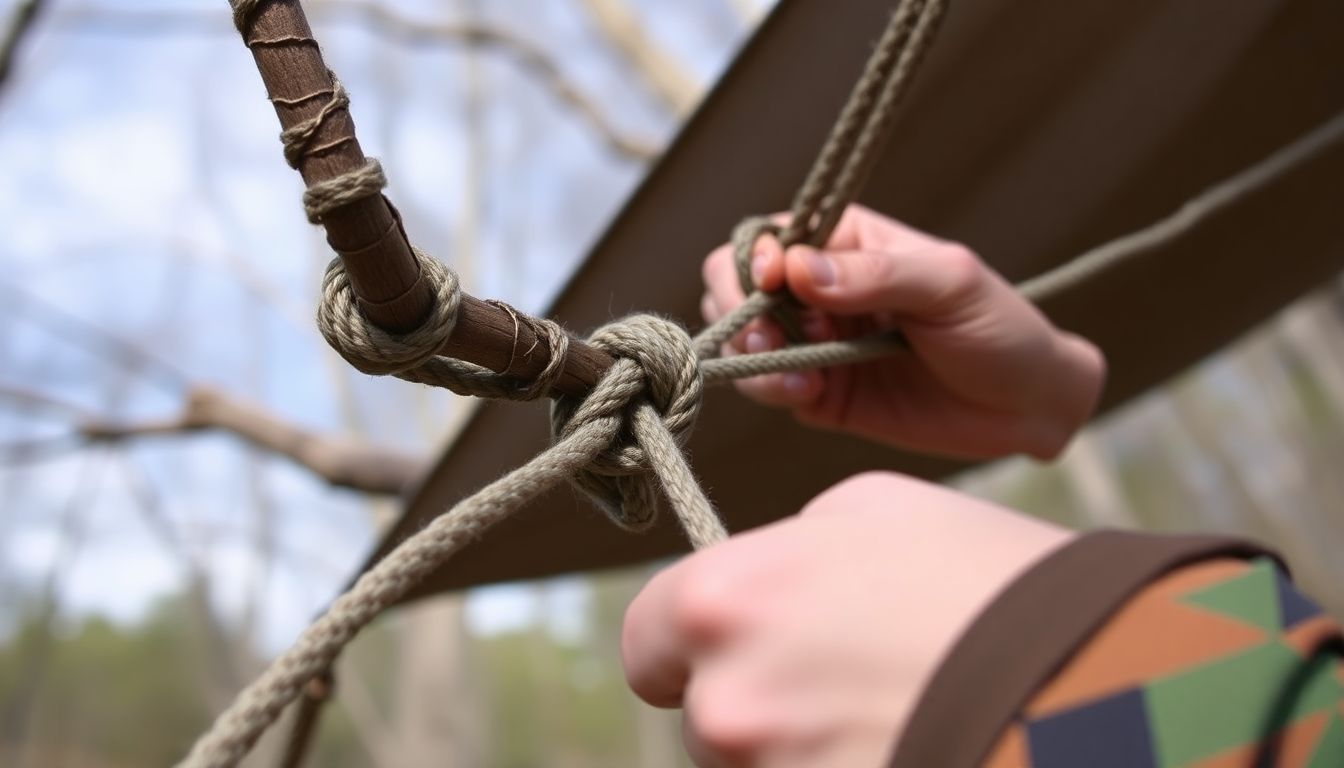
[983,558,1344,767]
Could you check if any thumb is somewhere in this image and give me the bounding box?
[782,242,985,317]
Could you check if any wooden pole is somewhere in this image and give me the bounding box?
[240,0,613,397]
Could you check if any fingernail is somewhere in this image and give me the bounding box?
[782,373,810,394]
[745,331,770,354]
[750,251,769,287]
[802,249,835,286]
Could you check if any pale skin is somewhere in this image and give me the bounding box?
[700,205,1104,460]
[622,206,1107,767]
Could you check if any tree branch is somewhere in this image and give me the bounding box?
[0,0,47,97]
[36,2,621,397]
[239,0,616,396]
[579,0,702,116]
[723,0,766,27]
[0,385,427,494]
[320,1,660,161]
[54,2,659,161]
[0,280,191,393]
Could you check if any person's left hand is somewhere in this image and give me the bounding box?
[621,472,1072,767]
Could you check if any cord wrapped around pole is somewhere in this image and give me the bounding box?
[186,1,950,764]
[230,0,614,397]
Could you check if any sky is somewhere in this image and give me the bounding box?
[0,0,762,651]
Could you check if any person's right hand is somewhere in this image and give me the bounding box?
[621,471,1072,767]
[701,205,1105,460]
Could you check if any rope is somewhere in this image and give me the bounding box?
[1016,108,1344,303]
[197,1,1344,765]
[732,0,949,339]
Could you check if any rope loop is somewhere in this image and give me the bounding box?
[304,158,387,224]
[728,216,807,342]
[732,216,782,296]
[230,0,261,35]
[552,315,704,531]
[316,250,461,377]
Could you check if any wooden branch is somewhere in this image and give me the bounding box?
[239,0,613,397]
[320,1,660,161]
[54,4,660,161]
[724,0,766,26]
[579,0,702,116]
[0,0,47,95]
[0,384,427,494]
[1,280,190,392]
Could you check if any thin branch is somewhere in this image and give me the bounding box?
[113,451,194,560]
[323,1,660,161]
[723,0,766,27]
[0,385,427,494]
[0,449,104,760]
[0,0,47,96]
[0,383,98,421]
[242,0,618,393]
[172,238,314,336]
[0,434,86,465]
[52,3,658,161]
[111,454,250,711]
[0,280,191,393]
[331,656,397,766]
[579,0,702,116]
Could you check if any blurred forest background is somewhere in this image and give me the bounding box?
[0,0,1342,766]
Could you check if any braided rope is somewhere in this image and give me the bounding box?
[193,0,1344,763]
[778,0,946,250]
[181,1,938,765]
[229,0,259,34]
[302,157,386,224]
[731,0,949,341]
[552,315,711,535]
[280,77,352,169]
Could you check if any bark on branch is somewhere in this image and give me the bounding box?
[237,0,615,397]
[0,0,47,96]
[0,384,427,494]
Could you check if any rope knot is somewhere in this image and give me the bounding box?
[316,250,461,377]
[551,314,704,532]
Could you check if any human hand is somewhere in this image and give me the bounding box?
[700,205,1105,459]
[622,472,1072,767]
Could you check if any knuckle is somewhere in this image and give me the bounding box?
[733,375,794,409]
[853,249,899,295]
[803,471,928,516]
[936,242,985,299]
[672,559,741,642]
[686,679,772,758]
[700,293,720,324]
[702,245,732,286]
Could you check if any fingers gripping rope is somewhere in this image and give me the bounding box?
[192,0,946,765]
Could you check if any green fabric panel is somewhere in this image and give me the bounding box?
[1146,641,1342,766]
[1180,558,1280,634]
[1306,712,1344,768]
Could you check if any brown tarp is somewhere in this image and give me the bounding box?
[370,0,1344,599]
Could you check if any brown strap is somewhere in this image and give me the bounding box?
[887,530,1282,768]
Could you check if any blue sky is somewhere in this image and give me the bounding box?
[0,0,760,650]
